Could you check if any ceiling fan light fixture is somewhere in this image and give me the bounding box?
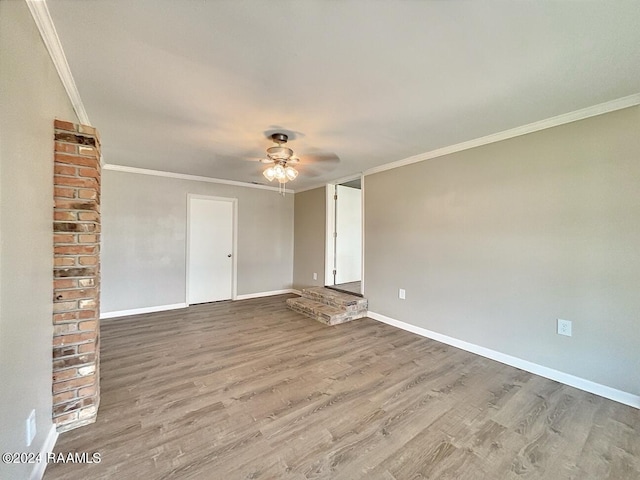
[285,166,298,181]
[263,166,276,182]
[274,164,285,178]
[260,133,302,194]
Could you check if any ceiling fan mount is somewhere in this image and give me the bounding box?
[261,133,299,164]
[270,133,289,145]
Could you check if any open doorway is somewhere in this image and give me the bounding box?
[325,177,363,296]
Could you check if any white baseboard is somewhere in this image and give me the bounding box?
[235,289,296,300]
[100,303,187,319]
[368,311,640,409]
[100,292,298,318]
[29,424,58,480]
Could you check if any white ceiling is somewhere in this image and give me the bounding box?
[47,0,640,191]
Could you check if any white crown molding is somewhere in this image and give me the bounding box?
[294,172,364,194]
[368,311,640,409]
[26,0,91,126]
[103,164,295,193]
[294,94,640,192]
[293,184,326,194]
[363,94,640,178]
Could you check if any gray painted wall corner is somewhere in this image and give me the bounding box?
[293,187,326,290]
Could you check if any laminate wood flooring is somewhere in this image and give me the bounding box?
[44,295,640,480]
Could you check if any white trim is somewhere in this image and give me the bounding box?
[360,174,365,296]
[325,180,365,293]
[100,303,187,319]
[231,200,238,300]
[104,164,294,193]
[99,290,298,317]
[296,95,640,192]
[294,184,327,194]
[235,289,296,300]
[186,194,238,305]
[26,0,90,125]
[29,424,58,480]
[364,94,640,177]
[324,184,336,286]
[292,184,327,194]
[296,173,362,194]
[97,97,637,197]
[368,311,640,409]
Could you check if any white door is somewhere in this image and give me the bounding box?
[187,196,234,304]
[335,185,362,284]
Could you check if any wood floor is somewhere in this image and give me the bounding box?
[45,295,639,480]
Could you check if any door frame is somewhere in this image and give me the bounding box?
[186,194,238,306]
[324,174,365,294]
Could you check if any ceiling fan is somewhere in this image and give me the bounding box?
[259,132,340,194]
[260,133,299,186]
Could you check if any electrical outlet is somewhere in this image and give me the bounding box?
[557,319,572,337]
[313,272,317,280]
[26,410,36,447]
[399,288,406,300]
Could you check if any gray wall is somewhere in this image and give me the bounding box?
[365,106,640,396]
[0,2,79,478]
[101,170,294,313]
[293,187,326,290]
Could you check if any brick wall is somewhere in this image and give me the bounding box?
[52,119,101,431]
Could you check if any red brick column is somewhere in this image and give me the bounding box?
[52,119,101,431]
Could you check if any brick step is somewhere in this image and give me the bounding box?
[300,286,368,311]
[286,297,367,326]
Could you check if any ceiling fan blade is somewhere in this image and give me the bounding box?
[298,152,340,164]
[297,165,327,178]
[230,151,271,163]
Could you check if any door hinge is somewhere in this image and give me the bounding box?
[333,269,337,276]
[333,231,337,238]
[334,194,338,200]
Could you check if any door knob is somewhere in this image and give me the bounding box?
[227,254,232,258]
